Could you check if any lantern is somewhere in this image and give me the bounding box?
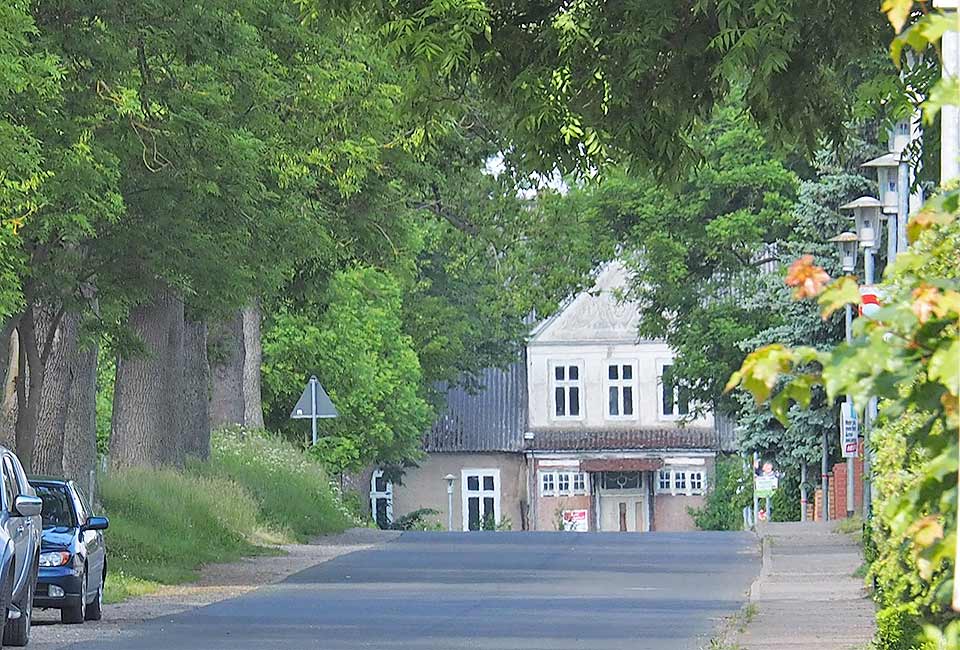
[828,232,859,273]
[861,153,900,214]
[840,197,883,249]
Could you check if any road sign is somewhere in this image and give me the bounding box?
[840,400,859,458]
[290,376,338,445]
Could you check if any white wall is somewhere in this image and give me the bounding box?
[526,341,714,430]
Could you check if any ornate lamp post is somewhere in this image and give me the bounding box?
[841,197,882,517]
[829,231,860,517]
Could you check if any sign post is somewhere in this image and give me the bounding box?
[290,375,339,445]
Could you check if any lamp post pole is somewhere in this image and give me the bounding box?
[863,246,876,518]
[444,474,456,531]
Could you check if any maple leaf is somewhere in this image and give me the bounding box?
[785,255,830,300]
[912,284,940,323]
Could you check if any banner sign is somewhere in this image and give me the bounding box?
[561,509,588,532]
[841,400,859,458]
[754,475,778,498]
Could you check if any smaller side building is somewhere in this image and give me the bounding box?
[376,362,528,531]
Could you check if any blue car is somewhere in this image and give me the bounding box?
[28,479,108,624]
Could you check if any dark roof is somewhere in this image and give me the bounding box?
[527,427,724,452]
[423,361,527,453]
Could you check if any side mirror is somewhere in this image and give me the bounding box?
[82,516,109,532]
[14,495,42,518]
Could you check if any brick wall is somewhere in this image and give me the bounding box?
[812,447,864,521]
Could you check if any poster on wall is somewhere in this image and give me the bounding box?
[561,509,589,532]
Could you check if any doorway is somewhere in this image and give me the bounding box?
[597,471,649,532]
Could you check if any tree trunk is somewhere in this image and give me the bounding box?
[181,318,210,460]
[208,310,245,428]
[241,303,264,429]
[208,302,263,430]
[110,290,185,470]
[0,321,19,449]
[33,310,79,476]
[61,340,98,488]
[15,303,46,471]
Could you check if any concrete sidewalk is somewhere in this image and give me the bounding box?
[735,521,876,649]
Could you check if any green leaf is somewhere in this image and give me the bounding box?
[928,339,959,396]
[818,275,861,320]
[882,0,914,33]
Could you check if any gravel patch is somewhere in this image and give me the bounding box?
[30,528,400,650]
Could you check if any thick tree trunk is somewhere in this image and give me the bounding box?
[241,303,264,429]
[208,302,263,430]
[181,318,210,460]
[61,341,98,488]
[208,311,244,428]
[110,290,186,470]
[33,310,80,476]
[15,304,46,471]
[0,322,19,449]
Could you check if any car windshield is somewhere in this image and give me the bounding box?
[34,484,76,529]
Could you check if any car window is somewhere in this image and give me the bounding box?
[34,484,76,529]
[72,483,89,522]
[1,458,18,511]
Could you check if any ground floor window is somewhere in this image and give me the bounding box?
[656,467,705,496]
[539,470,588,496]
[601,471,642,491]
[462,469,500,531]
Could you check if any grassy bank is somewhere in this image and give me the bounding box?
[100,429,356,602]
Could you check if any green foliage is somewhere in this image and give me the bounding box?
[875,603,932,650]
[690,455,752,531]
[566,103,798,414]
[388,508,441,531]
[100,468,264,586]
[202,428,356,542]
[320,0,889,175]
[101,427,354,602]
[770,468,802,522]
[262,266,433,473]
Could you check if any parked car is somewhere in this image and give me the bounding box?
[0,448,42,647]
[27,478,107,626]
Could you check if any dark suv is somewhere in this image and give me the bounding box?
[28,479,107,625]
[0,448,42,646]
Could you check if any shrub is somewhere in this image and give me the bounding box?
[690,454,753,530]
[201,427,356,541]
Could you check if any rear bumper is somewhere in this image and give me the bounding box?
[35,567,82,609]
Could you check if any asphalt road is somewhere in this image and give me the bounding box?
[64,531,759,650]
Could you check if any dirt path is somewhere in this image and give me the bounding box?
[30,528,400,650]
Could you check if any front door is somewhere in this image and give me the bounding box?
[461,469,500,531]
[597,471,649,532]
[369,470,393,529]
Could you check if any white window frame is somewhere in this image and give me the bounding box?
[540,471,556,496]
[656,466,705,496]
[657,360,691,421]
[461,468,500,531]
[604,360,639,420]
[540,470,588,497]
[573,472,586,495]
[369,470,393,526]
[549,360,585,421]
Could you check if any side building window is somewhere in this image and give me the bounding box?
[551,363,582,419]
[539,471,587,497]
[659,363,690,419]
[606,362,636,418]
[656,466,706,496]
[462,469,500,531]
[370,470,393,529]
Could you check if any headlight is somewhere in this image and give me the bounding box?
[39,551,71,567]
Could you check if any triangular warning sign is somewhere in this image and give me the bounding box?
[290,376,338,419]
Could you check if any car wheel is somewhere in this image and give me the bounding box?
[60,570,85,625]
[3,566,33,647]
[84,571,103,621]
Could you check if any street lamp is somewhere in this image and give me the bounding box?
[840,197,883,250]
[830,231,860,518]
[828,232,859,274]
[443,474,456,531]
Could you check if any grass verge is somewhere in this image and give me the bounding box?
[100,429,355,602]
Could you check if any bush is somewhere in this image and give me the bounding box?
[690,454,753,530]
[201,428,356,541]
[875,603,931,650]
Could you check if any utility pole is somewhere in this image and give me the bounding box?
[800,462,807,522]
[863,244,876,517]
